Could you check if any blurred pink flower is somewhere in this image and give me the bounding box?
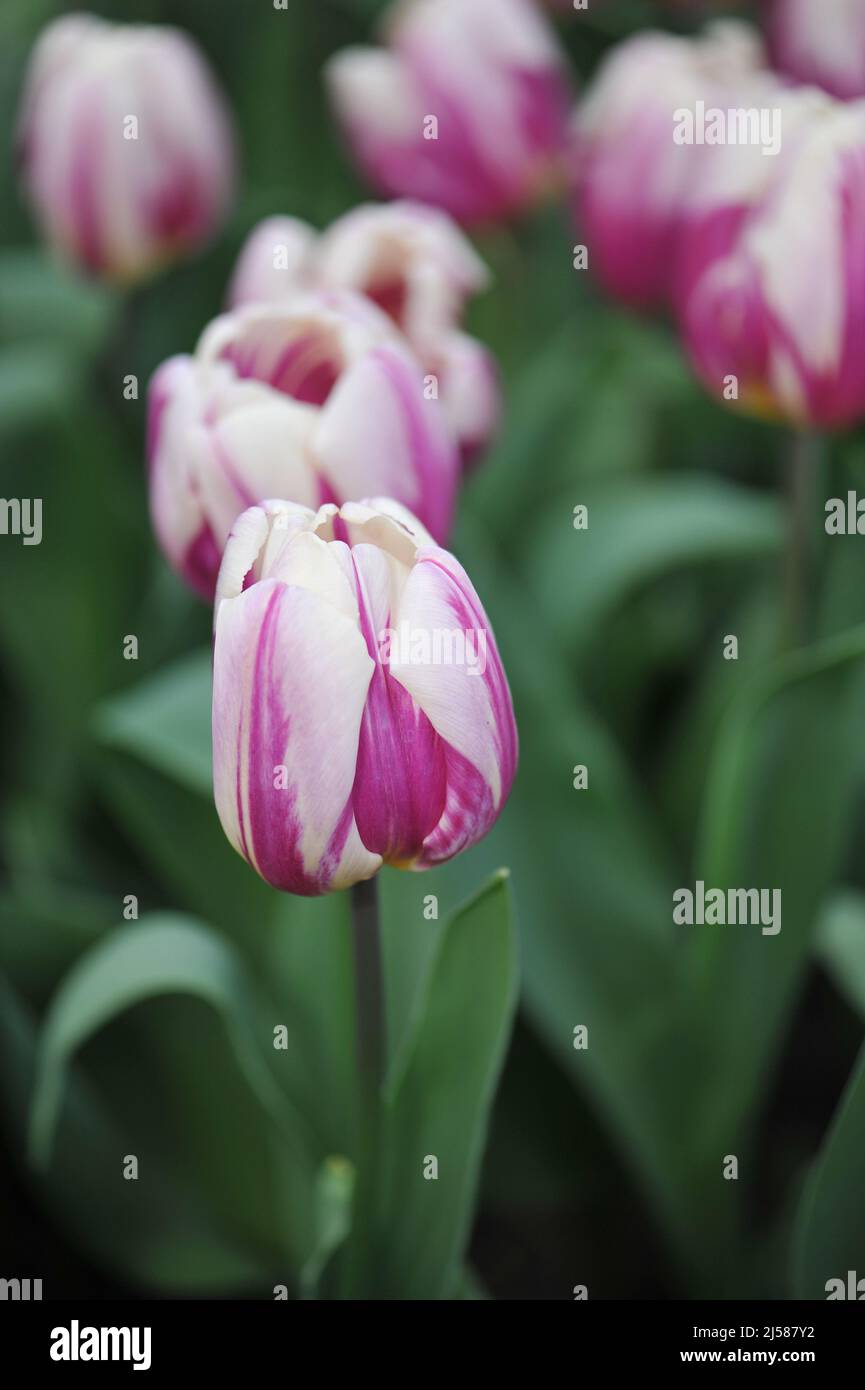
[671,81,827,313]
[680,97,865,428]
[17,13,235,283]
[148,293,458,598]
[569,22,766,311]
[765,0,865,100]
[325,0,572,226]
[212,498,518,894]
[228,201,500,467]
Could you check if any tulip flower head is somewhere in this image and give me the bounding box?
[671,81,830,315]
[325,0,572,226]
[765,0,865,101]
[17,13,235,283]
[680,98,865,428]
[148,292,459,600]
[228,201,500,465]
[212,498,518,894]
[570,22,767,311]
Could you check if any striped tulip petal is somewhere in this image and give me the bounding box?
[388,548,518,864]
[213,574,379,895]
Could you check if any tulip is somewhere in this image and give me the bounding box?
[671,81,829,314]
[212,498,518,894]
[17,13,235,282]
[148,293,458,599]
[679,98,865,428]
[228,200,500,465]
[570,22,766,311]
[226,216,316,308]
[325,0,571,227]
[765,0,865,101]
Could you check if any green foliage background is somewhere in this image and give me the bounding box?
[1,0,864,1299]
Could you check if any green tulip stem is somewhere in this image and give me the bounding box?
[351,873,385,1100]
[783,430,820,648]
[347,873,385,1291]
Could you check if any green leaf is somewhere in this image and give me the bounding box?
[299,1155,355,1299]
[816,890,865,1018]
[794,1042,865,1299]
[0,249,116,358]
[692,627,865,1154]
[457,1266,492,1300]
[372,870,517,1300]
[0,974,270,1293]
[94,648,213,796]
[0,344,80,431]
[450,512,699,1258]
[528,474,782,657]
[93,751,277,947]
[29,913,307,1168]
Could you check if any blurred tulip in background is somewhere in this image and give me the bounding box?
[766,0,865,100]
[679,96,865,427]
[570,21,767,312]
[16,12,235,282]
[148,294,459,597]
[325,0,572,226]
[229,201,500,466]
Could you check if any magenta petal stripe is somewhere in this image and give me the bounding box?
[213,577,379,894]
[348,544,447,862]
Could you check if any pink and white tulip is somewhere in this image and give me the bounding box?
[226,216,317,308]
[765,0,865,101]
[671,81,829,313]
[17,13,235,283]
[325,0,572,226]
[212,499,518,894]
[148,293,458,599]
[680,98,865,428]
[228,201,500,465]
[570,22,766,311]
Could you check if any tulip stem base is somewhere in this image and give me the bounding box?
[783,431,820,647]
[351,873,385,1095]
[347,873,385,1293]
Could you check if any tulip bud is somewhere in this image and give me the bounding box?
[226,216,316,308]
[766,0,865,101]
[671,81,829,314]
[212,498,518,894]
[325,0,571,227]
[229,201,500,467]
[570,22,766,311]
[679,98,865,428]
[16,14,235,283]
[147,293,459,599]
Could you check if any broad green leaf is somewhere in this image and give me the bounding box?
[299,1156,355,1299]
[816,891,865,1018]
[691,627,865,1158]
[0,249,116,358]
[93,752,277,948]
[0,886,114,997]
[371,870,517,1300]
[450,514,702,1259]
[794,1042,865,1299]
[0,344,79,431]
[94,648,213,795]
[0,973,269,1293]
[29,913,308,1168]
[527,474,782,657]
[457,1267,491,1300]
